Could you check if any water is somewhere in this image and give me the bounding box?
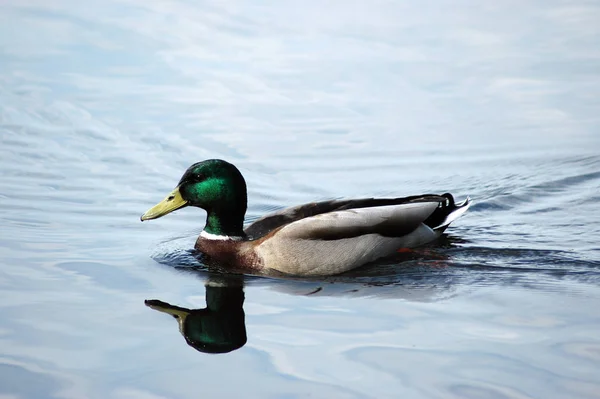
[1,0,600,398]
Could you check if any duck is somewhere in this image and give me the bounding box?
[141,159,470,276]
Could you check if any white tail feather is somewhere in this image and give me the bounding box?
[434,196,471,231]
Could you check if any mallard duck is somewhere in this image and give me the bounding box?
[141,159,470,276]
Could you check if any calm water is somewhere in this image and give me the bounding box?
[1,1,600,398]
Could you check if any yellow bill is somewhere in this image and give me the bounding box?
[145,299,189,335]
[141,186,188,221]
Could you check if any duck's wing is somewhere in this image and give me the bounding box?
[245,194,450,239]
[245,200,351,239]
[274,200,441,240]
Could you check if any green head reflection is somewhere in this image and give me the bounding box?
[145,276,246,354]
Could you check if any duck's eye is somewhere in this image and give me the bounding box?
[194,173,205,181]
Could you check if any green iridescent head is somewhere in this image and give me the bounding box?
[141,159,248,236]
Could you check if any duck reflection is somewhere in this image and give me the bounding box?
[145,239,461,355]
[145,274,246,354]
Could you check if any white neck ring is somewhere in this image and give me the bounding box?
[199,230,243,241]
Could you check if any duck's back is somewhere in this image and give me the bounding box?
[244,194,452,239]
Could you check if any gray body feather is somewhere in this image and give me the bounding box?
[250,198,470,276]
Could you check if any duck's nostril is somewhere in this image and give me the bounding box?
[168,195,175,201]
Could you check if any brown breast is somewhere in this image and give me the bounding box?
[194,237,263,271]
